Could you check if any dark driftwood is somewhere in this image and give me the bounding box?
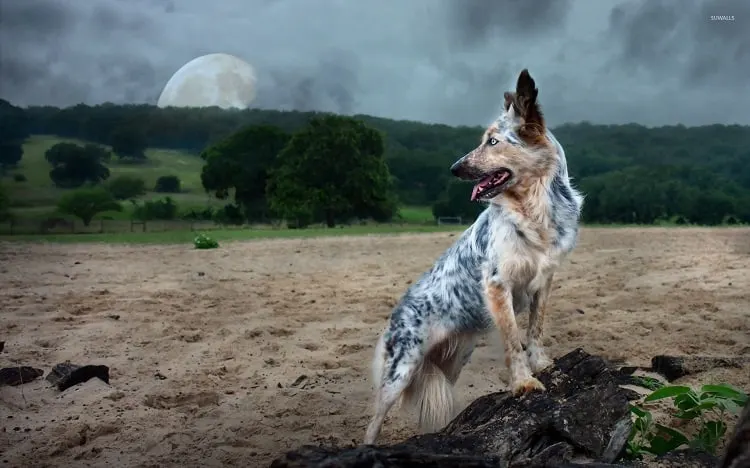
[651,355,745,381]
[45,362,110,391]
[272,349,635,467]
[271,348,741,468]
[720,402,750,468]
[0,366,44,386]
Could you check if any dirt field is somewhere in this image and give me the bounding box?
[1,227,749,467]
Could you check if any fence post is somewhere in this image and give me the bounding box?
[99,219,104,234]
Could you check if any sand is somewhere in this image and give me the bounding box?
[1,227,749,467]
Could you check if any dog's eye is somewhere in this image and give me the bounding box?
[488,137,499,146]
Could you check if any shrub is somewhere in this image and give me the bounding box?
[182,207,215,221]
[193,233,219,249]
[213,203,245,225]
[107,175,146,200]
[154,175,181,193]
[13,173,26,182]
[626,382,748,460]
[131,197,178,221]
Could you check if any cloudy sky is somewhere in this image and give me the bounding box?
[1,0,748,127]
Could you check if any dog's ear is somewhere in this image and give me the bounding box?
[503,91,515,111]
[514,69,546,144]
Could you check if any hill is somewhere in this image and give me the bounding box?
[2,102,750,225]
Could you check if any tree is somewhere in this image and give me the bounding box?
[57,187,122,226]
[201,124,291,222]
[0,183,10,221]
[267,115,398,227]
[154,175,181,193]
[432,179,486,222]
[45,142,111,188]
[110,126,148,162]
[0,99,29,171]
[107,175,146,200]
[130,197,178,221]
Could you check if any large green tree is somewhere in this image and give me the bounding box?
[45,142,111,188]
[267,115,398,227]
[0,99,29,171]
[109,126,148,162]
[57,187,122,226]
[432,179,486,223]
[201,124,291,221]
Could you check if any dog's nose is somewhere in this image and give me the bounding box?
[450,160,464,177]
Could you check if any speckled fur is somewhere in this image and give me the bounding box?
[364,70,583,445]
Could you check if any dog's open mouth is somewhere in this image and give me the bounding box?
[470,169,513,201]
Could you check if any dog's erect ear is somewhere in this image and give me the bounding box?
[503,91,515,111]
[514,69,546,144]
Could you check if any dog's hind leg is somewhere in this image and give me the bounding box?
[364,335,422,445]
[527,275,554,374]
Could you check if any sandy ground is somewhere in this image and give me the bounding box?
[1,227,749,467]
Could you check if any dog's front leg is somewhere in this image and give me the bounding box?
[527,274,554,374]
[485,281,545,395]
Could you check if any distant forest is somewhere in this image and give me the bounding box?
[6,102,750,225]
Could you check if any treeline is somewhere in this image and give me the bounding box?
[3,100,750,225]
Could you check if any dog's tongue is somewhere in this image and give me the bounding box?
[470,174,497,201]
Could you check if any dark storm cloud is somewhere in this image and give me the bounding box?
[0,0,748,126]
[447,0,573,48]
[608,0,750,88]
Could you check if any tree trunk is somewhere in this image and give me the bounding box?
[325,209,335,228]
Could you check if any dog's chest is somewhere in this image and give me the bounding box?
[487,224,561,291]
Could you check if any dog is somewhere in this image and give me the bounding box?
[363,69,583,445]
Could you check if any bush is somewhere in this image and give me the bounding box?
[182,207,215,221]
[193,233,219,249]
[213,203,245,225]
[626,382,748,460]
[131,197,178,221]
[107,175,146,200]
[12,173,26,182]
[154,175,181,193]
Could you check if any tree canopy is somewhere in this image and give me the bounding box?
[57,187,121,226]
[200,124,291,221]
[266,115,397,227]
[0,99,29,170]
[45,142,111,188]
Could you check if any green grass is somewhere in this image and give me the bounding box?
[3,135,225,219]
[397,205,434,224]
[0,224,465,244]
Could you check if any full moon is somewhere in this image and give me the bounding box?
[157,53,257,110]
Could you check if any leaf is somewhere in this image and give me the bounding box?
[700,384,747,401]
[646,424,689,455]
[644,385,692,402]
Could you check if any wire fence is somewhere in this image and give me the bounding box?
[0,216,453,236]
[0,218,245,236]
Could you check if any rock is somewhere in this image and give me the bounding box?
[720,402,750,468]
[45,362,110,391]
[0,366,45,386]
[650,355,745,381]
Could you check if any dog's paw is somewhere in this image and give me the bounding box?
[511,376,546,395]
[528,353,553,374]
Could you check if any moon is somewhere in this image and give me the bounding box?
[157,53,257,110]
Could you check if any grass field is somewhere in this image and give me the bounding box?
[0,223,466,244]
[1,135,436,225]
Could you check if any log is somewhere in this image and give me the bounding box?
[0,366,44,386]
[45,362,110,391]
[650,355,745,381]
[272,349,635,467]
[720,402,750,468]
[271,349,732,468]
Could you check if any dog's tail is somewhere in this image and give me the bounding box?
[402,335,475,433]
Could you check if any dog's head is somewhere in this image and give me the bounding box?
[450,69,557,202]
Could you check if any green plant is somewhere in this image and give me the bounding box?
[626,383,748,460]
[193,233,219,249]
